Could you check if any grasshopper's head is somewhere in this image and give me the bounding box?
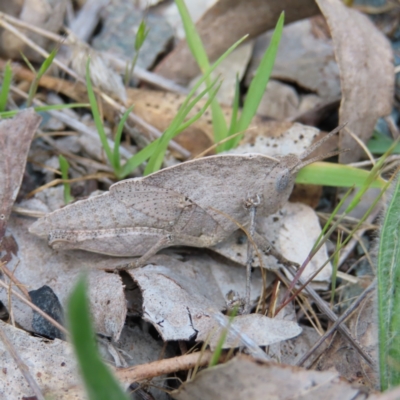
[263,126,342,214]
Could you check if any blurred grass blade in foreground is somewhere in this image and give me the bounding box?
[377,174,400,391]
[67,275,129,400]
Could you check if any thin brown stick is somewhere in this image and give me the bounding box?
[0,11,188,94]
[0,279,68,336]
[344,127,375,166]
[0,324,45,400]
[0,11,62,42]
[11,206,47,219]
[26,172,114,198]
[277,267,374,365]
[0,263,30,300]
[0,19,189,158]
[115,351,214,384]
[192,128,261,160]
[296,280,376,367]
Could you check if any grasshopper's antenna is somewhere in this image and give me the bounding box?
[292,149,350,174]
[299,124,346,161]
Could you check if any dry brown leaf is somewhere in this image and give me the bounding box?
[126,89,299,156]
[0,213,127,340]
[154,0,320,85]
[172,354,373,400]
[212,202,332,289]
[0,320,84,399]
[315,0,394,164]
[127,253,301,347]
[227,122,320,156]
[280,325,328,367]
[0,109,41,244]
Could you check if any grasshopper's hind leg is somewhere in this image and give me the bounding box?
[124,235,173,269]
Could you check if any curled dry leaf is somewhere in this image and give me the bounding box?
[315,0,394,164]
[0,109,41,244]
[0,214,127,340]
[154,0,320,85]
[127,254,301,348]
[172,354,376,400]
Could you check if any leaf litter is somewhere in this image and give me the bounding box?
[0,0,398,398]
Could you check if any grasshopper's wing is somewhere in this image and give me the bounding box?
[30,183,192,238]
[142,154,279,231]
[110,181,192,222]
[111,181,220,237]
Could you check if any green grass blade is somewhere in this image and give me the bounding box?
[0,103,89,118]
[175,82,222,135]
[296,162,386,188]
[222,74,241,151]
[144,77,221,175]
[135,20,150,52]
[179,76,221,126]
[345,138,399,213]
[210,97,228,146]
[175,0,209,70]
[377,174,400,390]
[67,275,130,400]
[143,126,176,175]
[58,155,73,204]
[113,105,134,176]
[20,52,36,74]
[171,77,220,133]
[28,47,58,106]
[145,33,247,171]
[0,61,12,112]
[367,131,400,155]
[124,19,149,86]
[120,138,160,178]
[120,36,246,178]
[37,47,58,78]
[311,186,354,254]
[233,12,284,147]
[209,308,238,367]
[145,80,221,174]
[175,0,230,144]
[85,59,113,166]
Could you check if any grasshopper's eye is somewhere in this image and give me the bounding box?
[275,169,290,192]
